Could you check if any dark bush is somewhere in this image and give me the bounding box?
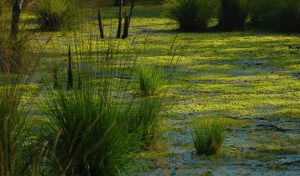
[170,0,216,32]
[34,0,78,31]
[249,0,300,33]
[218,0,248,31]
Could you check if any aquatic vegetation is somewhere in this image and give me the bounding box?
[0,0,299,175]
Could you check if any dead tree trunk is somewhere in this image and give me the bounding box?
[122,0,134,39]
[98,9,104,39]
[117,0,123,38]
[67,45,73,89]
[128,0,135,23]
[11,0,23,37]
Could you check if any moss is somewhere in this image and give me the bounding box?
[243,153,260,160]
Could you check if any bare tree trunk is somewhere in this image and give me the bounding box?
[128,0,135,23]
[11,0,23,37]
[67,45,73,90]
[98,9,105,39]
[122,0,134,39]
[117,0,123,38]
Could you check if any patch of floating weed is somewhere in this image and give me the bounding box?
[250,145,299,155]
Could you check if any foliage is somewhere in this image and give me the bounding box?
[170,0,217,32]
[218,0,248,31]
[137,62,164,96]
[249,0,300,32]
[0,1,7,27]
[34,0,78,31]
[192,118,226,155]
[0,1,3,16]
[43,87,140,176]
[0,31,30,73]
[0,85,37,176]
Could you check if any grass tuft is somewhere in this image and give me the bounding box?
[192,118,226,155]
[137,62,164,96]
[130,97,162,146]
[43,87,140,175]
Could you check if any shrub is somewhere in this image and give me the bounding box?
[137,62,164,96]
[192,118,226,155]
[129,98,162,146]
[249,0,300,33]
[170,0,217,32]
[44,88,140,176]
[34,0,78,31]
[218,0,248,31]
